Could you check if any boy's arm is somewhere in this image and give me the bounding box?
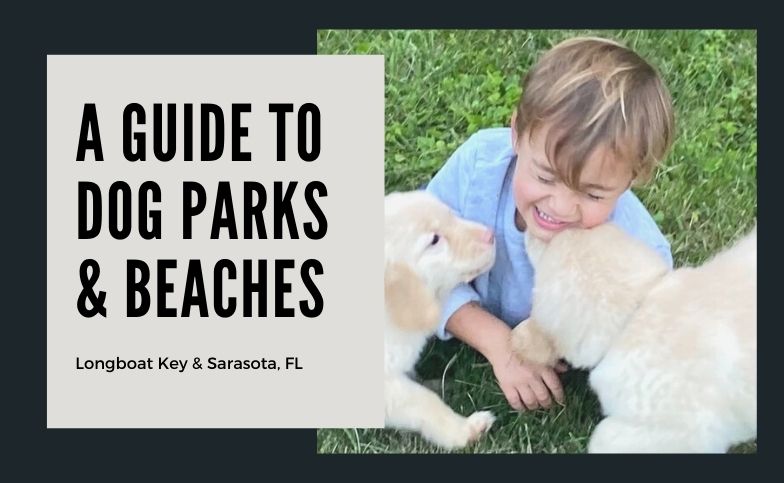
[435,284,480,340]
[447,303,566,410]
[445,302,511,363]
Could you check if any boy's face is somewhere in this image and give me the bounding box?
[511,122,633,242]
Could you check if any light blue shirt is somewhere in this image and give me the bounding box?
[426,128,673,340]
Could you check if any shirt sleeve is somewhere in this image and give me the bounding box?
[612,190,674,270]
[425,135,483,340]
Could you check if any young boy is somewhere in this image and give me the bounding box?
[426,36,675,412]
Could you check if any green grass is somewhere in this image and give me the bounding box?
[316,29,757,454]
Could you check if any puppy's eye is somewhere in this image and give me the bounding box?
[430,234,441,246]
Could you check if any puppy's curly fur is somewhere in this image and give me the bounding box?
[512,223,757,453]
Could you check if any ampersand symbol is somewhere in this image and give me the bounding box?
[77,259,107,317]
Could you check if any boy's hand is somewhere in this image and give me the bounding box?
[444,302,567,411]
[490,348,565,411]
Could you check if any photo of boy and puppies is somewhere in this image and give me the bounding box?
[318,30,756,454]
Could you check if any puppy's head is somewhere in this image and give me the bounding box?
[385,191,496,331]
[525,223,668,284]
[522,223,670,367]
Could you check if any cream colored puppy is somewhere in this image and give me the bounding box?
[384,190,496,449]
[512,223,757,453]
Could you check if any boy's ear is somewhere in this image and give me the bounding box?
[385,261,441,332]
[510,110,524,151]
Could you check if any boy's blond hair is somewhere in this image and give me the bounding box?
[515,36,674,188]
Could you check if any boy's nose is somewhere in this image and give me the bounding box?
[549,192,579,220]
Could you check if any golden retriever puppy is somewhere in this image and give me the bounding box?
[511,223,756,453]
[384,191,496,449]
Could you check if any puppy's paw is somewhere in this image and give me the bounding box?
[511,320,558,367]
[464,411,496,442]
[429,411,495,450]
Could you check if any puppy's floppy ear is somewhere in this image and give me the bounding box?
[385,261,441,332]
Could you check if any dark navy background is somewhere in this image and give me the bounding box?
[5,1,776,479]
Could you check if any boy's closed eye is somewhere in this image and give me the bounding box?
[530,157,613,201]
[532,158,560,186]
[580,182,615,201]
[537,174,556,185]
[538,175,604,200]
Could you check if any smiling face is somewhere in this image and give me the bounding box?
[511,119,633,242]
